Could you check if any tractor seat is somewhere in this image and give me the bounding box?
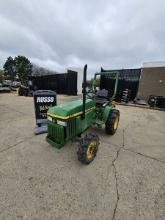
[94,89,109,104]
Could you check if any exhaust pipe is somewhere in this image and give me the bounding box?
[82,64,87,119]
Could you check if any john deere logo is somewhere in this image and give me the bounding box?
[36,97,54,103]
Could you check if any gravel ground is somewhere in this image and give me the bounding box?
[0,93,165,220]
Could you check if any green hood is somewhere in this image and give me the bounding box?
[48,99,95,118]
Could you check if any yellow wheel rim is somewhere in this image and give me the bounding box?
[86,140,97,159]
[114,116,119,130]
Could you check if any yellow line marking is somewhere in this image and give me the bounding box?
[48,107,95,120]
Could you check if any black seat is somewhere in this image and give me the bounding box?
[94,89,109,104]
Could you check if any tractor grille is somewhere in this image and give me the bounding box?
[48,122,65,141]
[66,119,76,138]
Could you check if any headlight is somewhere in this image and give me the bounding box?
[57,120,67,126]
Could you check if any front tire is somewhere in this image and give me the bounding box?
[77,133,100,165]
[105,109,120,135]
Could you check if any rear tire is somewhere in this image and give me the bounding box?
[77,133,100,165]
[105,109,120,135]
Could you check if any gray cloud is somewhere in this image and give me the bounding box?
[0,0,165,75]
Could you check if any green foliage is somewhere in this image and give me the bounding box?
[3,55,32,84]
[87,78,100,87]
[3,56,16,80]
[15,55,32,85]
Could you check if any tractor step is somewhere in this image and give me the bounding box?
[46,136,65,149]
[94,120,104,127]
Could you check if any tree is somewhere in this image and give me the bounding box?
[87,77,100,87]
[14,55,32,85]
[3,56,16,80]
[0,69,4,83]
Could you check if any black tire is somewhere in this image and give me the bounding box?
[77,133,100,165]
[105,109,120,135]
[148,95,156,107]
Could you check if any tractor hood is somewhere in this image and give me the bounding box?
[48,99,95,120]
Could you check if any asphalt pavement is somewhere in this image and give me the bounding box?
[0,93,165,220]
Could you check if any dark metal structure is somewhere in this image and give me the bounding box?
[100,68,141,102]
[148,95,165,108]
[30,70,77,95]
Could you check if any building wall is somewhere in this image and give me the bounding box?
[137,67,165,99]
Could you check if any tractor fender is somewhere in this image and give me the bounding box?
[102,106,113,123]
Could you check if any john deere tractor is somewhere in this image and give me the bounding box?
[46,65,120,164]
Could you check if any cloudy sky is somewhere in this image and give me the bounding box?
[0,0,165,75]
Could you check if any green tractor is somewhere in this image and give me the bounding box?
[46,64,120,164]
